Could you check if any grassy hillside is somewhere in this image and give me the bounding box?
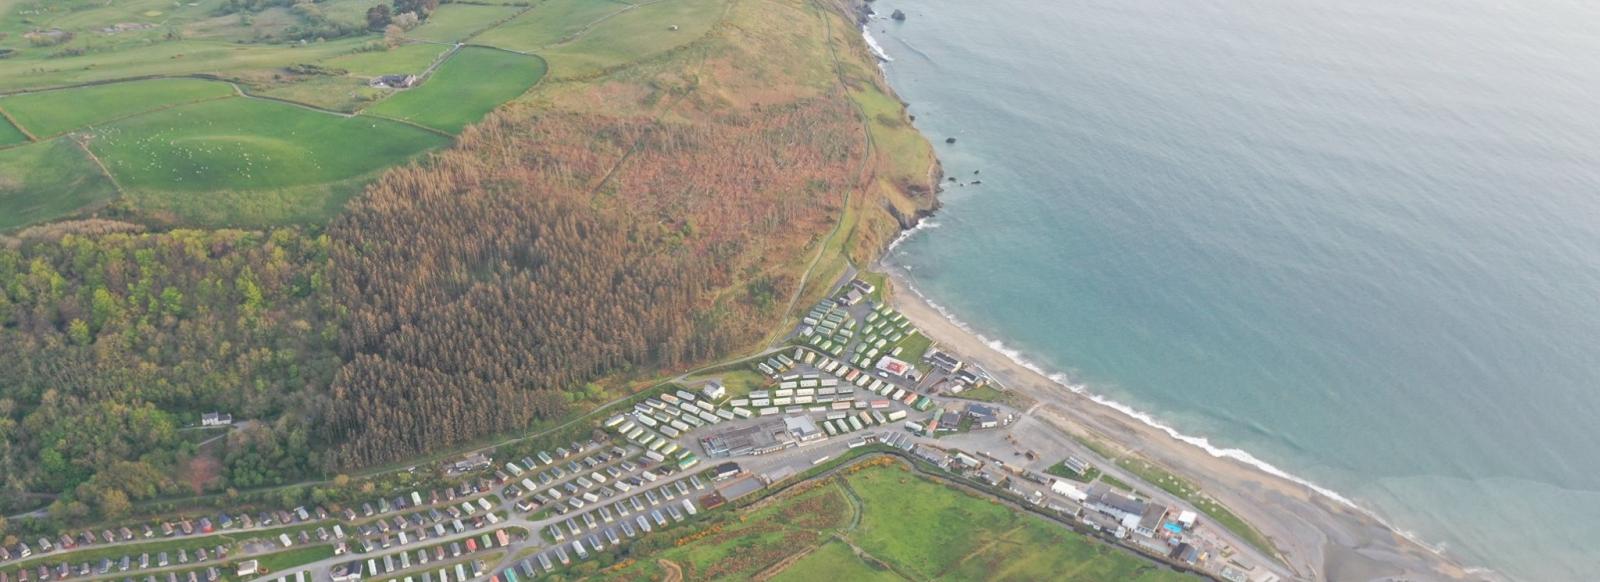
[91,97,448,224]
[0,139,117,230]
[0,78,237,138]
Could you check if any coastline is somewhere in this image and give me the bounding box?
[877,261,1484,581]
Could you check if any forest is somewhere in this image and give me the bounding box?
[0,0,934,529]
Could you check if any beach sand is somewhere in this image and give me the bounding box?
[883,269,1485,582]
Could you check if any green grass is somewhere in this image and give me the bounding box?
[407,3,525,43]
[943,512,1193,582]
[319,43,450,77]
[848,463,1017,579]
[0,115,27,145]
[0,39,371,93]
[1115,458,1275,558]
[540,0,728,78]
[0,78,238,138]
[848,82,934,183]
[251,544,335,574]
[366,47,546,133]
[1098,473,1134,493]
[472,0,632,52]
[0,139,118,231]
[770,540,904,582]
[888,331,932,363]
[90,97,448,225]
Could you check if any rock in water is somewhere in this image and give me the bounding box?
[891,9,907,21]
[945,137,957,144]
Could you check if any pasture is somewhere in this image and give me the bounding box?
[0,116,26,146]
[769,541,903,582]
[539,0,729,78]
[320,43,449,77]
[0,139,117,231]
[0,78,237,138]
[406,3,525,43]
[472,0,633,52]
[366,47,546,133]
[90,97,448,224]
[0,39,370,93]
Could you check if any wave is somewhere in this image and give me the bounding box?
[862,26,894,62]
[886,218,940,252]
[888,275,1491,574]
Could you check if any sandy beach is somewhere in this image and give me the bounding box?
[881,268,1484,582]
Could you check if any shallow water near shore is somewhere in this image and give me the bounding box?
[868,0,1600,579]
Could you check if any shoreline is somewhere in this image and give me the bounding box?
[877,261,1486,581]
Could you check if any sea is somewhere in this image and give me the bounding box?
[864,0,1600,580]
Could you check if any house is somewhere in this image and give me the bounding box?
[850,278,875,295]
[235,560,258,577]
[1085,484,1146,523]
[1135,504,1169,538]
[875,356,912,377]
[711,462,743,481]
[965,404,1000,429]
[701,381,726,401]
[200,412,232,427]
[370,74,418,89]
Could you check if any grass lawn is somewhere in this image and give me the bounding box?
[407,3,525,43]
[888,331,932,362]
[320,43,450,77]
[769,540,904,582]
[0,78,237,138]
[90,97,448,225]
[251,544,335,574]
[366,47,546,133]
[0,139,118,231]
[1098,473,1134,493]
[472,0,632,52]
[540,0,728,78]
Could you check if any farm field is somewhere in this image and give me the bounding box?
[320,43,450,77]
[471,0,633,52]
[604,459,1193,581]
[0,78,237,138]
[769,540,904,582]
[539,0,728,78]
[366,47,547,133]
[0,39,370,93]
[0,139,118,231]
[0,117,26,145]
[89,97,449,224]
[406,3,525,43]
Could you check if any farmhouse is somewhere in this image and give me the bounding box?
[371,74,419,89]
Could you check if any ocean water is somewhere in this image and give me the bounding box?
[867,0,1600,580]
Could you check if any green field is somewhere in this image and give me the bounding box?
[0,79,238,138]
[321,43,449,77]
[407,3,525,43]
[0,39,371,93]
[89,97,448,224]
[0,139,118,230]
[540,0,728,78]
[770,540,904,582]
[472,0,633,52]
[606,459,1191,581]
[0,116,27,145]
[367,47,546,133]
